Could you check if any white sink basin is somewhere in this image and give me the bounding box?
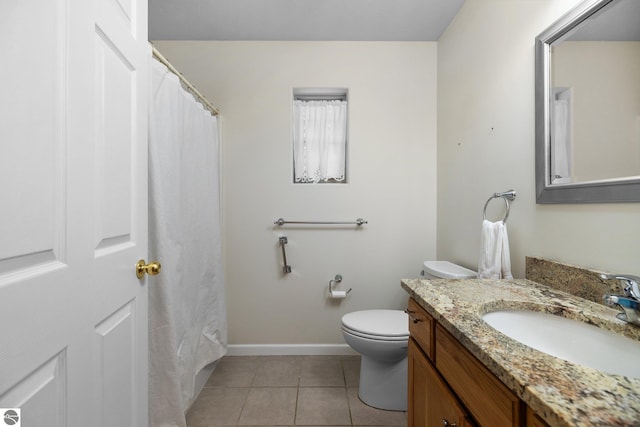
[482,309,640,378]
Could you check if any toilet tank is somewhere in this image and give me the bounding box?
[422,261,476,279]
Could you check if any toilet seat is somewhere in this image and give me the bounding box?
[341,310,409,341]
[342,327,408,342]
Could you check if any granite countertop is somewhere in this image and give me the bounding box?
[401,278,640,427]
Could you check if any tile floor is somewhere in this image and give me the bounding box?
[186,355,407,427]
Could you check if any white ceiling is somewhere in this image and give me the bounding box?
[148,0,465,41]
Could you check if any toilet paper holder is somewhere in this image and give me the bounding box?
[329,274,352,296]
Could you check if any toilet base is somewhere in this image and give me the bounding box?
[358,354,407,411]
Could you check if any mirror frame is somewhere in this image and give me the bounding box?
[535,0,640,203]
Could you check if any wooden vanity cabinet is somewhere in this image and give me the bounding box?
[407,297,550,427]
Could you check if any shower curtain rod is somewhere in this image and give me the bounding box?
[151,45,220,116]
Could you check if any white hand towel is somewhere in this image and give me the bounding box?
[477,219,513,279]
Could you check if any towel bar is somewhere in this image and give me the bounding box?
[274,218,367,226]
[483,190,516,223]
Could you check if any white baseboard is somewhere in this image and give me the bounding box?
[227,344,357,356]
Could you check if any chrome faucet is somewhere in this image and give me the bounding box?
[601,273,640,326]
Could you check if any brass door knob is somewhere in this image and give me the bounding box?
[136,259,161,279]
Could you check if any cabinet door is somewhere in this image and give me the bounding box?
[409,338,474,427]
[436,325,521,427]
[527,407,551,427]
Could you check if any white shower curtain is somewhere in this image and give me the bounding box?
[149,58,227,427]
[552,97,572,183]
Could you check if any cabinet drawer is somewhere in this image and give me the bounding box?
[435,324,522,427]
[407,298,435,361]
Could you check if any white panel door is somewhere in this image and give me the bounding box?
[0,0,149,426]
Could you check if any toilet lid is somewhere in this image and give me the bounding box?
[341,310,409,338]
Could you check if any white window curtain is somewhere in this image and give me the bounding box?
[293,100,347,183]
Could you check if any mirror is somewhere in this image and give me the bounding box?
[535,0,640,203]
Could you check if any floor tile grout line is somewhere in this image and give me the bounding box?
[343,361,354,426]
[234,386,250,426]
[293,381,300,426]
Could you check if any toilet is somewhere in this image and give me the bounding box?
[341,261,476,411]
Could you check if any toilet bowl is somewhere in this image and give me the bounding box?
[341,261,476,411]
[341,309,409,411]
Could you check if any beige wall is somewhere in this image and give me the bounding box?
[154,0,640,349]
[437,0,640,277]
[153,41,438,347]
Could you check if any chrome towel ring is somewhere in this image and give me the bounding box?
[483,190,516,223]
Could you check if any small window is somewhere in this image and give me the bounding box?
[292,88,348,183]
